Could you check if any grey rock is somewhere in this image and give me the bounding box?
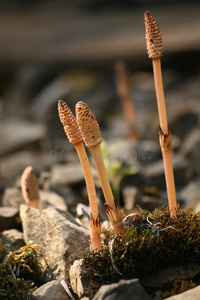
[0,118,46,156]
[50,163,85,186]
[136,195,167,212]
[0,151,52,188]
[29,280,71,300]
[170,112,198,139]
[180,127,200,175]
[39,190,68,211]
[70,259,90,298]
[2,187,24,208]
[179,180,200,211]
[0,229,25,251]
[133,140,161,166]
[0,207,20,231]
[2,187,68,211]
[20,205,90,281]
[122,186,143,211]
[143,156,193,189]
[50,185,82,215]
[92,278,151,300]
[166,285,200,300]
[141,262,200,287]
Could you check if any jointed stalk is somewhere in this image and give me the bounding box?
[76,101,124,234]
[58,100,101,249]
[144,11,177,217]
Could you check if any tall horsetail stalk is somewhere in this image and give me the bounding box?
[58,100,101,250]
[114,60,138,140]
[144,11,177,217]
[76,101,124,234]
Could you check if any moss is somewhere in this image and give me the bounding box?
[83,207,200,298]
[0,240,44,300]
[161,280,196,298]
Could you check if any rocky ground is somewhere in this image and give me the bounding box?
[0,1,200,299]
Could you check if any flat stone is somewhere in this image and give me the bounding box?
[0,151,52,188]
[143,156,193,189]
[180,127,200,175]
[30,280,70,300]
[0,229,24,251]
[166,285,200,300]
[0,207,20,232]
[141,262,200,287]
[20,205,90,282]
[179,180,200,211]
[39,190,68,211]
[50,163,85,186]
[0,118,46,157]
[92,279,151,300]
[137,195,167,212]
[50,185,82,215]
[2,187,24,208]
[122,186,143,211]
[2,187,68,211]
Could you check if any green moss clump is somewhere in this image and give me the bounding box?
[0,240,43,300]
[83,207,200,298]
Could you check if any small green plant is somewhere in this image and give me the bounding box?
[0,240,43,300]
[101,140,136,197]
[82,207,200,298]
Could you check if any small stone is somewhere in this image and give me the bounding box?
[0,229,25,251]
[143,156,193,189]
[137,195,167,211]
[0,118,46,157]
[50,163,85,186]
[2,187,68,211]
[20,205,90,282]
[179,180,200,211]
[50,185,82,215]
[180,127,200,175]
[92,278,151,300]
[39,190,68,211]
[141,262,200,287]
[122,186,143,211]
[70,259,90,298]
[2,187,24,208]
[170,112,198,139]
[0,151,52,188]
[166,285,200,300]
[0,207,20,231]
[30,280,71,300]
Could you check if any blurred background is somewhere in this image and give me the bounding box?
[0,0,200,214]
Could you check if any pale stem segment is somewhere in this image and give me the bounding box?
[90,144,115,210]
[152,58,168,135]
[75,142,99,221]
[75,141,102,250]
